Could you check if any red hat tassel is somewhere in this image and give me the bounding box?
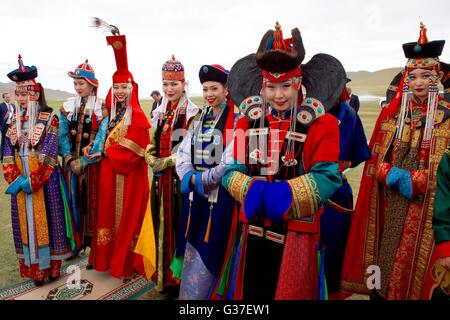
[273,21,285,50]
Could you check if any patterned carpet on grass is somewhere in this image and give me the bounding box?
[0,256,154,300]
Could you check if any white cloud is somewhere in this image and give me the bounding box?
[0,0,449,98]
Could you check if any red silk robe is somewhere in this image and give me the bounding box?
[90,109,150,279]
[341,93,450,299]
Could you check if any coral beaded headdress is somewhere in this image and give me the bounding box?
[396,22,445,153]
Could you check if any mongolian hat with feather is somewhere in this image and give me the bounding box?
[91,17,134,83]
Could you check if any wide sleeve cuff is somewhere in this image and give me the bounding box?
[5,175,25,195]
[144,128,158,167]
[194,171,207,198]
[180,170,196,194]
[222,171,253,204]
[435,241,450,259]
[287,173,320,219]
[119,137,146,157]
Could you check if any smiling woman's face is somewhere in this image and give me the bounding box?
[113,83,129,103]
[202,81,228,108]
[262,79,298,112]
[162,80,185,104]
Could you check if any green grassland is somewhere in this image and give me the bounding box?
[0,97,380,289]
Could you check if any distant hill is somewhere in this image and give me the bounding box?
[347,67,403,97]
[0,82,73,101]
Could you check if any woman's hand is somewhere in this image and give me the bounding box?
[82,145,92,157]
[88,152,102,159]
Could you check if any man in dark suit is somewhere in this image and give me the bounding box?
[0,92,15,161]
[347,86,360,113]
[150,90,162,116]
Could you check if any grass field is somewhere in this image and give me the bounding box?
[0,97,380,288]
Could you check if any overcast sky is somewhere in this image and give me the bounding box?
[0,0,449,98]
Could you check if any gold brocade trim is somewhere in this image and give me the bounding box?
[434,110,444,125]
[227,171,252,204]
[97,228,114,246]
[115,174,125,234]
[29,155,49,246]
[39,154,57,167]
[2,155,15,165]
[410,118,450,298]
[400,123,411,143]
[156,184,165,292]
[340,278,372,295]
[364,118,397,283]
[287,173,320,219]
[145,127,158,167]
[105,119,124,150]
[410,129,422,149]
[119,137,145,157]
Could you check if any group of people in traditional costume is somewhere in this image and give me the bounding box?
[1,19,449,300]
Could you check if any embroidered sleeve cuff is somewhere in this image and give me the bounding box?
[435,241,450,258]
[222,171,253,204]
[144,143,157,167]
[119,137,145,157]
[167,155,176,168]
[287,173,320,219]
